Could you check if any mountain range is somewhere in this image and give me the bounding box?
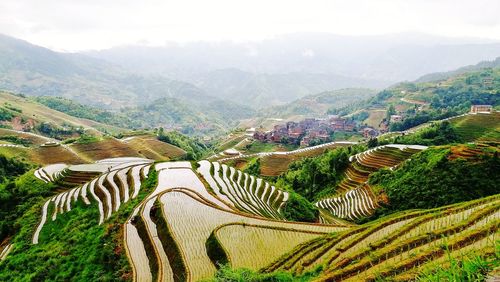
[1,32,500,131]
[85,33,500,107]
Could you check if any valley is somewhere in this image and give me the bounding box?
[0,23,499,282]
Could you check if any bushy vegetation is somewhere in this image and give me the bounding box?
[243,158,260,176]
[157,128,210,160]
[275,146,365,201]
[0,154,30,182]
[35,122,84,139]
[281,192,319,223]
[35,96,142,128]
[0,135,32,146]
[74,133,100,144]
[208,264,320,282]
[0,107,13,121]
[369,146,500,213]
[417,251,499,282]
[389,110,458,131]
[391,121,462,146]
[0,168,51,243]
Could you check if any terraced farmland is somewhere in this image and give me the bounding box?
[122,135,186,160]
[264,194,500,281]
[31,158,351,281]
[70,138,143,161]
[34,163,68,183]
[218,141,356,176]
[451,112,500,142]
[126,189,348,281]
[28,155,498,282]
[315,144,427,221]
[448,143,499,161]
[197,160,289,219]
[32,159,153,244]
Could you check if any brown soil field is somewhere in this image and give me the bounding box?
[70,138,142,162]
[30,146,85,165]
[126,136,186,160]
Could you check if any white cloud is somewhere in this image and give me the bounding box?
[0,0,499,51]
[302,49,315,58]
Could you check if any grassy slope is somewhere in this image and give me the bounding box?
[125,135,186,160]
[347,67,500,130]
[0,129,86,164]
[370,144,499,214]
[0,91,123,134]
[450,112,500,142]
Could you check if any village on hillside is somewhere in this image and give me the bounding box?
[251,104,494,147]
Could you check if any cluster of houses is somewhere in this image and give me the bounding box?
[470,104,493,114]
[253,116,365,146]
[251,104,495,147]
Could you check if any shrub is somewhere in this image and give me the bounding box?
[369,147,500,214]
[281,192,319,223]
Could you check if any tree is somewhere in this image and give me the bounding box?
[386,105,396,121]
[367,138,378,148]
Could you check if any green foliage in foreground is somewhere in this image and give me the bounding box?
[369,146,500,214]
[0,167,159,281]
[275,146,365,202]
[0,165,44,242]
[0,154,31,182]
[207,264,321,282]
[416,248,499,282]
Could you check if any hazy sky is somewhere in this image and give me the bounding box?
[1,0,499,51]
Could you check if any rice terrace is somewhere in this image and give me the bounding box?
[0,1,500,281]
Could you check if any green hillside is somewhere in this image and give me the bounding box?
[262,88,377,118]
[330,66,500,132]
[0,91,122,135]
[0,33,499,282]
[370,144,499,215]
[0,35,254,135]
[450,112,500,142]
[0,155,496,281]
[416,57,500,83]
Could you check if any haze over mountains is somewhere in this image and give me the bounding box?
[0,34,255,132]
[86,33,500,106]
[1,32,500,111]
